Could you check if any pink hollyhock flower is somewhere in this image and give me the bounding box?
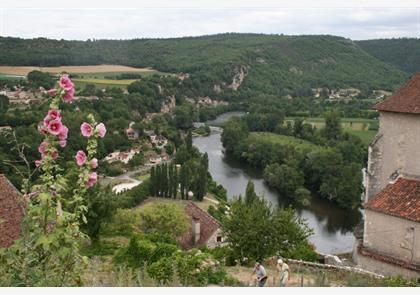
[38,123,48,135]
[58,125,68,141]
[75,150,87,166]
[38,141,49,156]
[51,150,59,160]
[47,89,57,96]
[63,87,75,103]
[47,109,61,120]
[90,158,98,169]
[59,75,74,91]
[59,140,67,148]
[95,123,106,138]
[43,109,61,126]
[80,122,93,138]
[86,172,98,188]
[47,119,63,136]
[35,160,42,167]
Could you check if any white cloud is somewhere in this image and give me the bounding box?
[0,7,419,40]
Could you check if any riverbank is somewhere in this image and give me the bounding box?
[193,112,362,254]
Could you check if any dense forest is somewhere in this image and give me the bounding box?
[356,38,420,74]
[0,34,408,98]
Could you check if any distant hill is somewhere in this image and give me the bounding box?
[356,38,420,74]
[0,34,408,98]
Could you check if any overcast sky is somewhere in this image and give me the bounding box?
[1,1,419,40]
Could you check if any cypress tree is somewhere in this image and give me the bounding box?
[173,164,178,199]
[186,131,193,152]
[180,165,185,199]
[245,180,258,205]
[168,163,173,198]
[156,164,162,197]
[199,153,209,201]
[150,166,156,196]
[163,163,169,198]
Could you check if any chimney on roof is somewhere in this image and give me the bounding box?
[192,216,201,245]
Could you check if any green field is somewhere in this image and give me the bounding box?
[72,78,137,87]
[76,71,170,79]
[346,130,377,146]
[0,73,24,80]
[72,70,173,88]
[285,117,377,130]
[249,132,324,152]
[285,116,377,145]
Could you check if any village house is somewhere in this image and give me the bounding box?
[0,174,24,248]
[150,134,168,148]
[105,148,141,164]
[1,86,45,105]
[178,202,225,250]
[125,122,141,139]
[354,73,420,279]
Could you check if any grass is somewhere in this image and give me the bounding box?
[285,117,376,130]
[284,116,378,146]
[0,65,157,76]
[73,78,137,86]
[249,132,324,152]
[346,130,376,146]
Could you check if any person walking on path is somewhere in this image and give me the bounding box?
[251,262,268,287]
[277,259,291,287]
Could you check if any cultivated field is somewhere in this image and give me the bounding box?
[0,65,157,76]
[249,132,324,152]
[285,117,378,146]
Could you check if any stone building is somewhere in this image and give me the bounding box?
[354,74,420,278]
[0,174,24,248]
[178,202,225,250]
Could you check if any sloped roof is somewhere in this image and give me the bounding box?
[0,174,24,247]
[373,73,420,114]
[364,177,420,222]
[178,202,221,250]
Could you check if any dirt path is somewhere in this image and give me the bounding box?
[226,265,316,287]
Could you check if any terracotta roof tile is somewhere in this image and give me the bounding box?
[364,177,420,222]
[178,202,220,250]
[0,174,24,247]
[358,244,420,272]
[373,73,420,114]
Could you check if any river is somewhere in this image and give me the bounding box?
[193,112,362,254]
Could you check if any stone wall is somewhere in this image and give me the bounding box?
[356,250,419,279]
[363,210,420,265]
[206,228,225,249]
[366,111,420,201]
[0,175,24,248]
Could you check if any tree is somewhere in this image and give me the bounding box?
[263,163,304,199]
[172,165,178,199]
[27,70,55,88]
[197,153,208,201]
[322,110,342,141]
[82,185,117,239]
[150,166,157,196]
[0,95,9,113]
[222,197,313,262]
[186,131,193,152]
[221,117,249,154]
[245,180,258,205]
[139,203,189,238]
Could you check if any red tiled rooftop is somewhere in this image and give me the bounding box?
[178,202,220,250]
[364,177,420,222]
[373,73,420,114]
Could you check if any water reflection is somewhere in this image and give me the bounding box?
[193,115,362,253]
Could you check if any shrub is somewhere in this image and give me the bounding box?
[102,208,141,236]
[147,257,174,286]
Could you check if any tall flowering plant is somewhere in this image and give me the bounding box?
[0,75,106,286]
